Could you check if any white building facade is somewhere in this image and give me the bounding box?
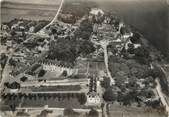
[40,60,78,76]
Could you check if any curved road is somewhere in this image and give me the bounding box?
[41,0,64,31]
[155,78,169,117]
[155,64,169,117]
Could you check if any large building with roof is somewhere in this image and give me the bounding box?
[39,59,78,76]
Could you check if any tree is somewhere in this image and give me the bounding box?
[134,47,151,64]
[127,43,135,54]
[63,108,79,117]
[149,67,162,78]
[77,93,87,105]
[8,82,20,89]
[101,77,110,89]
[10,30,17,37]
[48,38,95,63]
[79,41,95,56]
[10,104,16,112]
[48,38,77,62]
[38,70,46,77]
[88,108,99,117]
[120,27,127,35]
[130,32,141,44]
[74,19,93,40]
[62,70,67,77]
[37,110,52,117]
[103,88,116,102]
[20,76,28,82]
[1,53,8,69]
[9,58,17,67]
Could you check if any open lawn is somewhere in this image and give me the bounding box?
[30,85,81,92]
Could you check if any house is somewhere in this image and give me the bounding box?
[1,24,9,31]
[125,39,141,50]
[90,8,104,16]
[11,24,19,30]
[93,24,99,33]
[29,26,35,33]
[39,59,78,76]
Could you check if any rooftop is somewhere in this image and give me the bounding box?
[39,59,75,68]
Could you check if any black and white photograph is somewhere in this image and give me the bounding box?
[0,0,169,117]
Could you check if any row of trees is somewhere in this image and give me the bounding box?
[1,53,8,70]
[4,82,20,89]
[63,108,99,117]
[1,92,87,105]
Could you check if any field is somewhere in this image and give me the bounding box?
[30,85,81,92]
[109,104,167,117]
[1,2,58,22]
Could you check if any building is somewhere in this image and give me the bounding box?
[125,39,141,50]
[39,59,78,76]
[1,24,9,31]
[90,8,104,16]
[86,76,101,106]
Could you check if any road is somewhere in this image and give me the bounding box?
[91,39,115,85]
[155,79,169,117]
[152,63,169,117]
[103,102,108,117]
[41,0,64,31]
[100,40,115,85]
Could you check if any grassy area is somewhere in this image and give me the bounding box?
[21,98,86,108]
[30,85,81,92]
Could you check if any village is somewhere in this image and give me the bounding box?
[0,1,169,117]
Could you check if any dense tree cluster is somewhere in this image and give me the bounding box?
[64,108,79,117]
[107,56,157,106]
[38,69,46,77]
[4,82,20,89]
[0,53,8,69]
[48,38,95,63]
[130,32,141,44]
[74,19,93,40]
[20,76,28,82]
[134,46,152,64]
[1,92,87,112]
[103,88,116,102]
[33,21,49,33]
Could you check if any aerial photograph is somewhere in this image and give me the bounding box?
[0,0,169,117]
